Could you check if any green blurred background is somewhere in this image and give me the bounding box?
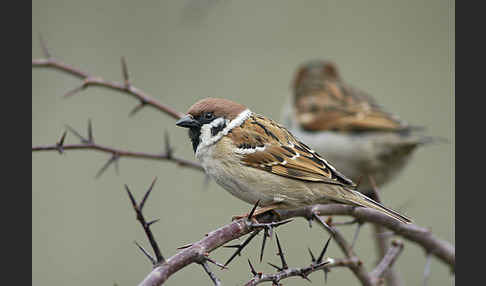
[32,0,454,285]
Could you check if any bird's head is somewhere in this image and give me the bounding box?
[176,98,249,152]
[292,60,340,98]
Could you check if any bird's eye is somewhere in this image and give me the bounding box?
[204,112,214,120]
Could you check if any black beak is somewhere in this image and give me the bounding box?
[176,115,200,128]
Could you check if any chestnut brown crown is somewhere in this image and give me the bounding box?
[186,97,248,121]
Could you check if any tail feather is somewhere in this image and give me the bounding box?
[341,189,412,224]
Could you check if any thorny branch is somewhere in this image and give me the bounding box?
[245,239,404,286]
[32,37,203,177]
[137,201,452,286]
[278,205,455,270]
[32,120,203,177]
[32,35,184,119]
[126,180,225,285]
[305,212,378,286]
[126,178,165,264]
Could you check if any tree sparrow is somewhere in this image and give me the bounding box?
[176,97,411,223]
[281,60,433,193]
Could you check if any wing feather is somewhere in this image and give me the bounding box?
[230,114,356,187]
[295,81,408,132]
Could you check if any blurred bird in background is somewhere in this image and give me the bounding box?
[281,60,436,195]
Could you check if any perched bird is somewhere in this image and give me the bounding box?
[281,60,433,193]
[176,97,411,223]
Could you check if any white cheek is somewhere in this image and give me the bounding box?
[196,109,252,157]
[199,124,213,144]
[196,118,228,157]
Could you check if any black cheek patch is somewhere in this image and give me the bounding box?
[211,121,227,136]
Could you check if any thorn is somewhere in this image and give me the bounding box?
[317,236,332,263]
[39,33,51,58]
[134,241,156,265]
[260,227,269,262]
[63,84,85,98]
[307,247,316,263]
[87,119,94,143]
[250,219,293,229]
[125,184,138,211]
[267,262,283,271]
[164,130,173,158]
[121,56,130,87]
[177,243,193,250]
[205,256,228,270]
[65,124,89,144]
[114,156,120,175]
[140,177,158,210]
[324,268,329,284]
[56,130,67,154]
[351,221,364,249]
[248,200,260,222]
[200,261,221,286]
[248,259,257,276]
[95,154,119,179]
[224,230,259,267]
[300,273,312,283]
[271,219,293,228]
[274,233,288,270]
[128,101,146,117]
[147,218,160,226]
[58,130,67,146]
[126,183,165,263]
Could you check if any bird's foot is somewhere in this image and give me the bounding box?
[232,204,281,222]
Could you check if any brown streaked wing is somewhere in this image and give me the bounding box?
[230,114,356,187]
[295,81,407,132]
